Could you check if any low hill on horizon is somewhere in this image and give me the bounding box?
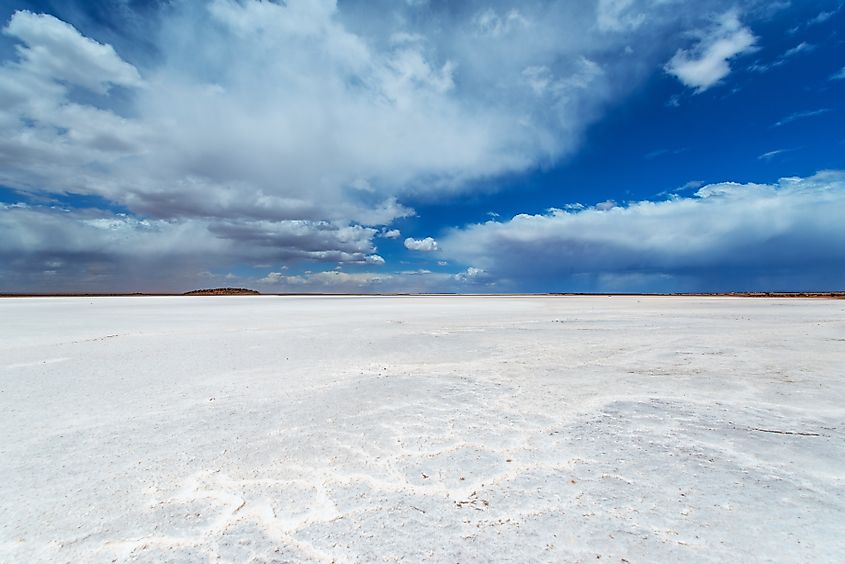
[183,287,261,296]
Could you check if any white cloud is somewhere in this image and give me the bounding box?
[366,254,386,265]
[665,10,756,92]
[453,267,491,284]
[404,236,439,252]
[0,1,748,228]
[3,10,143,94]
[676,180,705,192]
[259,271,287,284]
[441,171,845,292]
[758,148,794,160]
[782,42,814,58]
[830,67,845,80]
[773,109,830,128]
[381,229,401,239]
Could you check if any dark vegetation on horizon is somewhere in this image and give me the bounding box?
[183,288,261,296]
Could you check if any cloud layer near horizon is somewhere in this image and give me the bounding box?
[440,171,845,292]
[3,171,844,293]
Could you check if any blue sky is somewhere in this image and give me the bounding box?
[0,0,843,293]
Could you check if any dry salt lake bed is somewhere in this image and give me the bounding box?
[1,295,844,562]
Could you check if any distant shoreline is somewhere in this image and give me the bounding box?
[2,292,844,299]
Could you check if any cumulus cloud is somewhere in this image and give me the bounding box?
[665,10,756,92]
[259,272,287,284]
[3,10,144,93]
[366,254,386,265]
[0,0,747,218]
[0,0,787,292]
[404,237,439,252]
[453,267,492,285]
[380,229,401,239]
[441,171,845,292]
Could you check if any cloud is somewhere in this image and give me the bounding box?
[665,10,756,92]
[453,266,492,285]
[748,42,816,73]
[259,272,287,284]
[440,171,845,292]
[0,1,752,223]
[656,179,706,197]
[366,254,386,265]
[254,268,461,294]
[0,203,379,292]
[472,8,528,37]
[831,67,845,80]
[404,236,439,252]
[676,180,705,192]
[380,229,401,239]
[0,1,796,292]
[3,10,144,93]
[596,0,645,32]
[259,270,394,290]
[782,42,815,58]
[807,8,840,26]
[773,109,830,127]
[758,148,795,160]
[0,0,620,226]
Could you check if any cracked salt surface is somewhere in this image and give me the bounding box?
[1,295,844,562]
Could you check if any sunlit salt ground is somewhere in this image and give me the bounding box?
[1,296,844,562]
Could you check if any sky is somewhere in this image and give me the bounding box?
[0,0,843,294]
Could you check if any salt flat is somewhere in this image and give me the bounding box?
[1,296,843,563]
